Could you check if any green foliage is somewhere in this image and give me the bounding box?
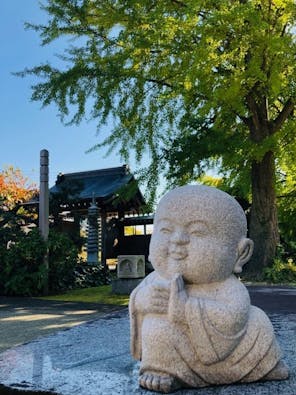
[262,242,296,284]
[276,140,296,247]
[18,0,295,201]
[196,174,252,219]
[0,197,45,296]
[47,230,110,292]
[73,264,110,289]
[0,195,108,296]
[263,257,296,284]
[0,228,47,296]
[17,1,296,269]
[0,224,108,296]
[47,229,79,292]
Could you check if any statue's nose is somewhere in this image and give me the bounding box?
[171,230,189,245]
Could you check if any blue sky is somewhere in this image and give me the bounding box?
[0,1,129,188]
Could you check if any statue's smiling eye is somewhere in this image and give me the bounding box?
[188,221,209,237]
[158,219,173,234]
[190,228,206,236]
[190,230,198,236]
[160,227,172,234]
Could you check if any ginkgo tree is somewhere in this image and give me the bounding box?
[19,0,296,274]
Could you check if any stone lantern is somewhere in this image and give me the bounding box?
[87,196,99,265]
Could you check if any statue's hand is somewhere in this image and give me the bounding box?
[169,274,187,323]
[135,283,170,315]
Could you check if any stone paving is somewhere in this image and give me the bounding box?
[0,297,126,353]
[0,286,295,395]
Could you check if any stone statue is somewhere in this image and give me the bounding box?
[129,185,289,393]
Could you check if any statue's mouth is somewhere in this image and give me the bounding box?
[169,250,188,260]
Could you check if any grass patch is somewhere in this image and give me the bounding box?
[38,285,129,306]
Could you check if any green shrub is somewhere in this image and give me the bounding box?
[263,258,296,284]
[47,231,110,292]
[0,228,47,296]
[0,227,80,295]
[47,229,79,292]
[0,216,109,295]
[73,264,110,288]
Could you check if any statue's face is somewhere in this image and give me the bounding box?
[149,189,238,284]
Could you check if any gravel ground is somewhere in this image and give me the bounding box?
[0,286,295,394]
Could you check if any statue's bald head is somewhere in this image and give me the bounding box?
[151,185,253,280]
[156,185,248,246]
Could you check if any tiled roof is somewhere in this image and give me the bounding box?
[49,165,145,208]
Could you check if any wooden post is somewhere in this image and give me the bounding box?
[39,149,49,295]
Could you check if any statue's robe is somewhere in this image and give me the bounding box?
[129,272,282,387]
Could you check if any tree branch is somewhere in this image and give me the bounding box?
[277,192,296,199]
[146,78,173,88]
[271,98,294,133]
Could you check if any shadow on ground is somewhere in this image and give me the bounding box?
[0,297,126,353]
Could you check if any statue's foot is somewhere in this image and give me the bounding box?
[263,360,289,381]
[139,371,182,393]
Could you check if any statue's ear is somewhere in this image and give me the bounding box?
[233,238,254,274]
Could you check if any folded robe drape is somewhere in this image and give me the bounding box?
[129,272,281,387]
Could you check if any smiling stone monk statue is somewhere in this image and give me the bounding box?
[129,185,289,393]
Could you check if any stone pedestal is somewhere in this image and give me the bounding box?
[111,278,143,295]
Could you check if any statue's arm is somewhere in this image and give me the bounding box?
[197,279,250,335]
[168,276,250,365]
[129,291,141,359]
[129,272,156,360]
[185,288,250,365]
[129,272,170,360]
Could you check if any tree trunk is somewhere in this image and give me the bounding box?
[246,151,279,276]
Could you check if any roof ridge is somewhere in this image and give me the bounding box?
[56,165,130,180]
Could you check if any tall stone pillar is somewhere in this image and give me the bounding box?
[87,197,99,265]
[39,149,49,294]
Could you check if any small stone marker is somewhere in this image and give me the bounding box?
[117,255,145,279]
[129,185,289,393]
[112,255,145,295]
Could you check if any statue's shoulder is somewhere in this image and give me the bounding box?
[143,270,158,284]
[131,271,158,295]
[224,275,246,289]
[222,276,250,304]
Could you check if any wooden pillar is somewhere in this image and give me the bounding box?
[39,149,49,295]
